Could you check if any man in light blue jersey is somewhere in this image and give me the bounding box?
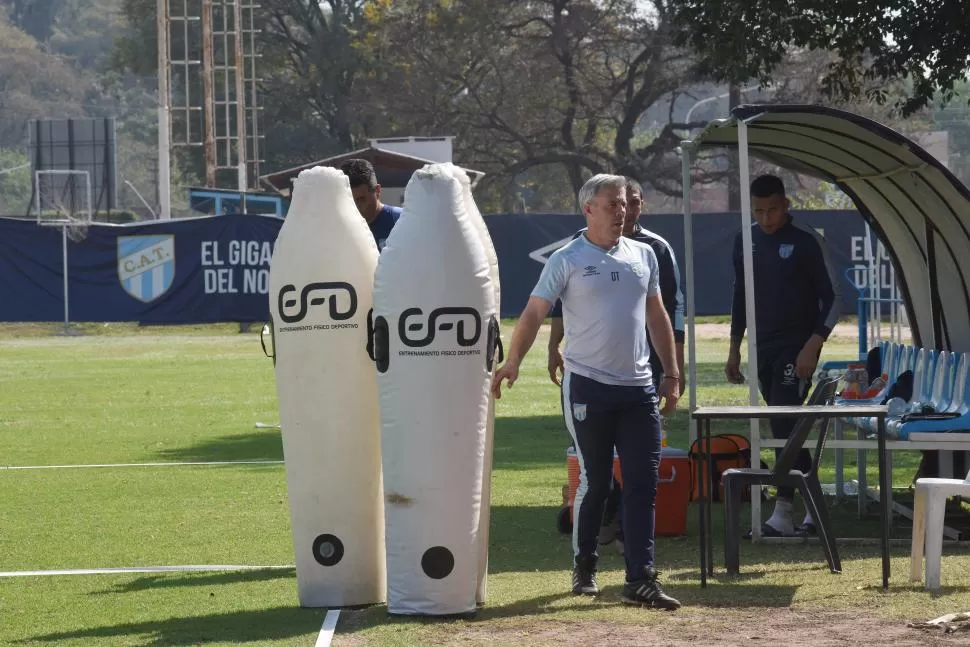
[492,174,682,610]
[548,178,686,393]
[547,177,687,553]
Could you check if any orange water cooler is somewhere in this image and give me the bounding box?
[563,445,691,537]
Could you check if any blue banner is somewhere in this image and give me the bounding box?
[0,210,879,324]
[0,215,283,324]
[482,210,872,318]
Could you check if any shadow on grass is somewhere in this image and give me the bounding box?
[598,582,799,609]
[332,583,799,638]
[854,582,970,595]
[148,415,570,467]
[924,585,970,596]
[492,415,571,471]
[23,570,800,644]
[21,606,327,645]
[337,591,609,634]
[154,432,284,462]
[664,564,835,583]
[486,505,572,574]
[484,502,881,578]
[89,568,295,595]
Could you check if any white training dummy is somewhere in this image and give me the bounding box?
[444,163,502,605]
[371,163,498,616]
[268,166,386,608]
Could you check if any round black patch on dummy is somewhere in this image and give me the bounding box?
[312,534,344,567]
[421,546,455,579]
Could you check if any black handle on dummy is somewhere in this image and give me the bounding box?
[485,315,503,371]
[373,314,390,373]
[260,318,276,366]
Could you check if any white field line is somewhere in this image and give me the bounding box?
[0,564,294,577]
[1,460,283,470]
[315,610,341,647]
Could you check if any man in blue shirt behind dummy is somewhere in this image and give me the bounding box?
[726,174,842,537]
[340,158,401,251]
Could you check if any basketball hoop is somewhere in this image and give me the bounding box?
[65,216,90,243]
[33,169,93,335]
[34,170,93,243]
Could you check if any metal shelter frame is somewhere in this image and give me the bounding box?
[680,104,970,539]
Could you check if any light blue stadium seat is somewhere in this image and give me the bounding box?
[857,347,935,434]
[896,352,970,439]
[887,350,956,437]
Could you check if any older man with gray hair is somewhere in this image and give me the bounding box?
[492,173,681,610]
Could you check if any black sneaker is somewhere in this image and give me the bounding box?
[795,522,817,537]
[572,554,599,595]
[621,567,681,610]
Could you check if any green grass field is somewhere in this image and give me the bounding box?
[1,320,968,646]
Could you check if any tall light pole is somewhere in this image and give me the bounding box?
[156,0,171,219]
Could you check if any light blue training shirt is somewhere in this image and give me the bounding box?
[532,234,661,387]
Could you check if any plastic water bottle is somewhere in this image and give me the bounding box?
[864,373,888,398]
[842,364,868,398]
[660,415,667,447]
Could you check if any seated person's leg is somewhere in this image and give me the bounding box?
[762,347,812,535]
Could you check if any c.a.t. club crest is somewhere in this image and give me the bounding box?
[118,235,175,302]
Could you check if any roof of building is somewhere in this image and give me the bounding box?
[258,146,486,197]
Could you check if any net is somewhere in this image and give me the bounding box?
[35,170,92,242]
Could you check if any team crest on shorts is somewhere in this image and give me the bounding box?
[779,244,794,259]
[630,261,644,277]
[573,403,587,422]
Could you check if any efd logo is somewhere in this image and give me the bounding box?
[278,282,357,323]
[399,307,481,347]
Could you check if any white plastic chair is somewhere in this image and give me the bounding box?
[910,468,970,590]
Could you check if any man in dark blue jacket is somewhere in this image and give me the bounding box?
[725,174,842,537]
[340,158,401,252]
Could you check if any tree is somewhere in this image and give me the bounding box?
[49,0,124,69]
[930,80,970,187]
[357,0,719,209]
[0,148,33,215]
[260,0,371,152]
[667,0,970,116]
[0,17,87,147]
[1,0,68,42]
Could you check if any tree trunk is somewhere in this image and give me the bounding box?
[566,163,584,212]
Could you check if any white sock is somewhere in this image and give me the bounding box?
[801,511,814,527]
[765,499,794,534]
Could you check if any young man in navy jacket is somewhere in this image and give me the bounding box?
[725,174,842,536]
[340,158,401,252]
